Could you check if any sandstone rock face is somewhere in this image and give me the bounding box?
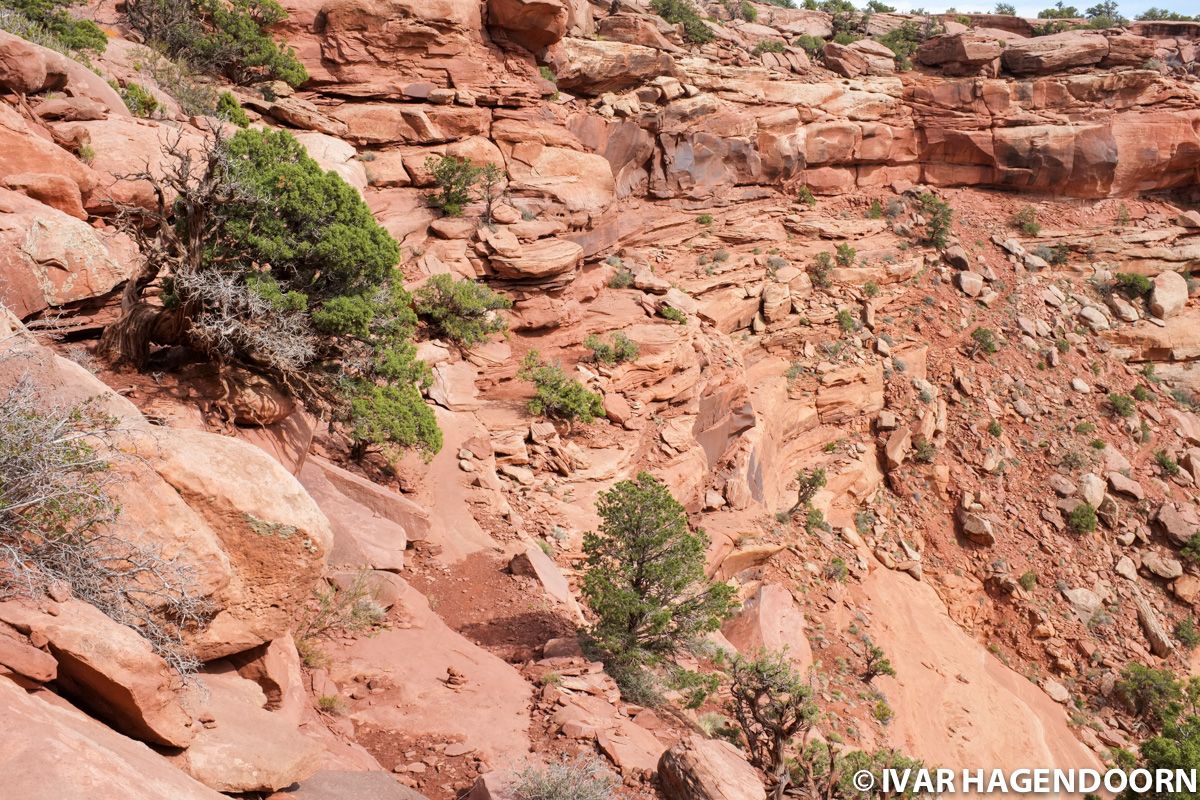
[0,600,194,747]
[1151,270,1188,319]
[917,33,1002,74]
[1001,31,1109,75]
[721,584,812,672]
[170,670,321,793]
[0,677,224,800]
[659,735,766,800]
[554,38,677,95]
[269,770,430,800]
[0,188,127,318]
[488,0,568,51]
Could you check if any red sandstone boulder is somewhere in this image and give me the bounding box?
[0,600,195,747]
[0,677,224,800]
[553,38,677,95]
[917,33,1003,75]
[659,735,766,800]
[0,188,127,318]
[488,0,568,51]
[170,669,321,793]
[1001,30,1108,74]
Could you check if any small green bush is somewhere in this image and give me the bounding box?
[1067,502,1097,533]
[1115,663,1185,729]
[825,557,849,582]
[696,213,714,225]
[1183,534,1200,565]
[987,419,1002,438]
[863,281,879,298]
[512,755,618,800]
[969,327,999,356]
[651,0,714,44]
[1018,571,1037,591]
[584,332,639,365]
[1109,393,1136,418]
[347,381,442,461]
[797,186,817,207]
[1132,385,1152,402]
[836,308,859,332]
[425,155,481,217]
[608,267,634,289]
[414,274,511,346]
[125,0,307,87]
[835,243,856,267]
[118,81,159,117]
[1010,206,1041,236]
[1156,450,1182,477]
[1116,272,1153,298]
[215,91,250,127]
[753,39,787,55]
[660,305,687,324]
[792,34,825,55]
[810,252,833,288]
[1,0,107,53]
[919,193,953,248]
[867,199,884,219]
[1177,618,1200,651]
[519,351,604,424]
[912,437,936,463]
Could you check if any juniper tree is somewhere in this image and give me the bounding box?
[581,472,735,664]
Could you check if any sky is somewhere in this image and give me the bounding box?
[876,0,1200,15]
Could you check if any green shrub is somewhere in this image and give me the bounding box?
[1132,384,1152,402]
[867,199,884,219]
[836,308,859,332]
[987,419,1002,437]
[125,0,307,87]
[728,0,757,21]
[584,332,639,365]
[1117,663,1186,729]
[862,640,896,681]
[1157,450,1182,477]
[969,327,999,356]
[995,2,1016,12]
[102,128,439,461]
[538,65,556,83]
[810,252,833,288]
[1116,272,1153,298]
[792,34,825,55]
[608,267,634,289]
[1183,535,1200,565]
[1019,571,1037,591]
[512,756,618,800]
[1010,206,1041,236]
[912,437,936,463]
[659,305,687,324]
[582,472,735,663]
[0,0,107,53]
[118,81,159,117]
[1075,421,1096,434]
[1033,243,1069,265]
[753,39,787,55]
[1177,618,1200,651]
[1109,393,1136,417]
[863,281,879,298]
[414,274,511,346]
[761,0,797,6]
[650,0,713,44]
[425,155,481,217]
[877,21,923,70]
[919,193,953,248]
[696,213,714,225]
[1067,502,1097,533]
[825,556,849,582]
[519,351,604,424]
[215,91,249,126]
[835,243,856,267]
